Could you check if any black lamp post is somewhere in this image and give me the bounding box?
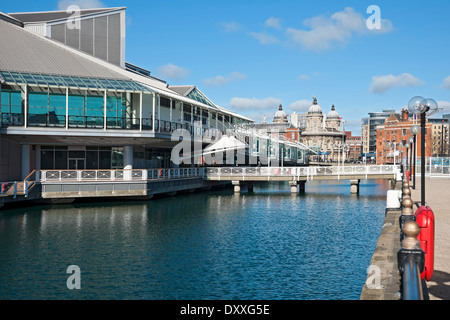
[408,97,438,206]
[410,126,420,190]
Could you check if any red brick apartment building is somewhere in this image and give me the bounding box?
[376,109,432,165]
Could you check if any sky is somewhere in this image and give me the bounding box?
[2,0,450,135]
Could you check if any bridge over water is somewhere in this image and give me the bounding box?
[205,165,402,194]
[1,165,402,208]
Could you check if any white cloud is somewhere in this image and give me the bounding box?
[288,100,311,112]
[248,32,279,45]
[437,100,450,113]
[286,7,393,52]
[440,76,450,90]
[203,72,246,86]
[369,73,425,94]
[221,22,242,32]
[265,17,281,30]
[57,0,106,10]
[157,63,189,81]
[229,97,282,111]
[298,75,310,81]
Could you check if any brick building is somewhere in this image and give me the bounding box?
[376,109,432,165]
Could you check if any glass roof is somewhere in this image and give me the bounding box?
[0,71,154,93]
[187,87,218,110]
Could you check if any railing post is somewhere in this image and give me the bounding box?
[13,182,17,199]
[398,221,425,300]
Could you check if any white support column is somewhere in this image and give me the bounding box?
[123,145,133,180]
[65,87,69,130]
[158,94,161,133]
[170,98,173,130]
[23,85,28,128]
[103,90,107,131]
[152,93,156,133]
[139,92,143,132]
[21,144,31,180]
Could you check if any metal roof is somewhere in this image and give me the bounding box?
[168,85,195,97]
[8,7,126,24]
[0,19,128,80]
[0,71,153,93]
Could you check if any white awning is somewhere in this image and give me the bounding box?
[203,135,247,155]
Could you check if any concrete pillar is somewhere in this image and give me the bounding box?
[21,144,31,180]
[350,179,360,195]
[289,181,298,194]
[124,145,133,180]
[232,181,241,193]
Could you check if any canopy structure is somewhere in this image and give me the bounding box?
[203,135,247,155]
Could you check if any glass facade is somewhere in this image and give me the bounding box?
[41,146,124,170]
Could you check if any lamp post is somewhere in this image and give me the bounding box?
[410,125,420,190]
[405,142,411,180]
[408,96,438,206]
[408,136,415,181]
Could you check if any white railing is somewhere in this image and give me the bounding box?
[205,165,401,181]
[1,181,19,199]
[40,168,206,182]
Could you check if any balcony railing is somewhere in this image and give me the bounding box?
[1,113,24,127]
[1,113,231,136]
[40,168,206,182]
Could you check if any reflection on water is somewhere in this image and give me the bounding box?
[0,180,388,300]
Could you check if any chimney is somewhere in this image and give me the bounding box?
[402,108,409,122]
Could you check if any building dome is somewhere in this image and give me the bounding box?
[327,105,340,119]
[308,96,322,114]
[273,104,288,123]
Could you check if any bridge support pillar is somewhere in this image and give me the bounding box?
[232,181,240,193]
[350,179,360,195]
[289,181,298,194]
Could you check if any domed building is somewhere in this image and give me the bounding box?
[300,97,347,162]
[273,104,288,123]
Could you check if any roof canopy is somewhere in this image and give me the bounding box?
[203,135,247,155]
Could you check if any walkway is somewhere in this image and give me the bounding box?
[411,176,450,300]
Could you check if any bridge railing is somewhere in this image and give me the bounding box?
[206,165,400,179]
[40,168,206,182]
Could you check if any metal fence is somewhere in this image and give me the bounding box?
[206,165,400,180]
[40,168,206,182]
[408,157,450,176]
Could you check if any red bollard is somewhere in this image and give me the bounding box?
[415,206,435,281]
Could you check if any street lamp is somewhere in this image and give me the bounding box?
[409,126,420,189]
[408,96,439,206]
[405,142,410,180]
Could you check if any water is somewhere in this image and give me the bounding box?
[0,180,389,300]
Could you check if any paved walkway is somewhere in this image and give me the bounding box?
[410,176,450,300]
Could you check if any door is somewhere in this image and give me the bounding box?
[69,159,86,170]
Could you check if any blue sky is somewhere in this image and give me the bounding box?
[3,0,450,134]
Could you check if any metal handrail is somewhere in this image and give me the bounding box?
[205,165,400,179]
[402,255,424,300]
[40,168,206,182]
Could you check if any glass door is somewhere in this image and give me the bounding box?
[68,159,86,170]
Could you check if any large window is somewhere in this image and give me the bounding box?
[28,91,66,127]
[1,88,22,114]
[41,146,124,170]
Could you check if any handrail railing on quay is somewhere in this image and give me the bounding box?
[40,168,206,182]
[1,181,18,199]
[206,165,400,180]
[397,178,425,300]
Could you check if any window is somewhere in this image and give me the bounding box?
[1,88,22,114]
